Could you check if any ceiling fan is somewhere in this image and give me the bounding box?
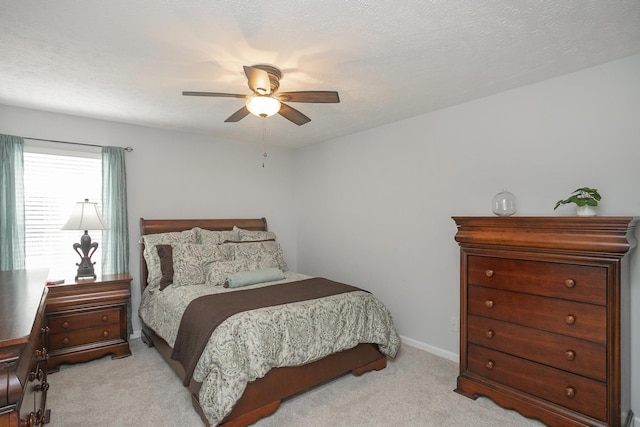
[182,65,340,126]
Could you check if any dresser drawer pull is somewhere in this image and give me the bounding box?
[62,337,70,345]
[34,381,49,392]
[485,360,494,370]
[29,368,44,382]
[565,315,576,325]
[565,386,576,398]
[565,350,576,361]
[102,330,109,338]
[485,329,495,339]
[564,279,576,288]
[485,269,494,278]
[484,300,494,309]
[62,321,69,329]
[102,315,109,322]
[34,348,48,362]
[20,412,36,427]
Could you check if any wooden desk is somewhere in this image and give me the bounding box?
[0,269,50,427]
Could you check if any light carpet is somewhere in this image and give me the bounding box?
[46,338,545,426]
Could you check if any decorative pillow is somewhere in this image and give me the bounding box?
[225,241,288,271]
[156,245,174,290]
[195,227,240,245]
[224,268,285,288]
[233,226,277,242]
[172,243,233,287]
[142,229,198,288]
[204,259,256,286]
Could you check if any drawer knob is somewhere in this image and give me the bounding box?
[565,386,576,398]
[485,300,494,309]
[565,350,576,361]
[34,381,49,392]
[485,329,495,339]
[485,269,494,278]
[41,326,50,335]
[565,279,576,288]
[102,330,109,338]
[29,368,44,382]
[34,348,48,362]
[565,315,576,325]
[62,321,69,329]
[62,337,70,345]
[102,315,109,322]
[485,360,494,370]
[20,412,36,427]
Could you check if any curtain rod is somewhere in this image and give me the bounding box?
[24,136,133,152]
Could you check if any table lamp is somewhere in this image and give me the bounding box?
[62,199,109,280]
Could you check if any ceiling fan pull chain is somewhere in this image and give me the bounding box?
[262,118,268,168]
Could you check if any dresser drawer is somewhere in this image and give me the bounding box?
[467,344,607,421]
[467,314,606,381]
[468,286,606,343]
[467,256,606,305]
[48,324,122,350]
[48,308,120,332]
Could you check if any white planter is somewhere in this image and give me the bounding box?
[577,205,597,216]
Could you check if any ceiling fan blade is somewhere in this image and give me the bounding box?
[224,106,251,122]
[278,103,311,126]
[278,91,339,103]
[182,91,247,99]
[243,66,271,95]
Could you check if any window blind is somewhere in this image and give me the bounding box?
[23,150,102,277]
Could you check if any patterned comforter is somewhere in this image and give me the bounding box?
[139,272,401,425]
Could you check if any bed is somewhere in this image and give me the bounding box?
[138,218,401,426]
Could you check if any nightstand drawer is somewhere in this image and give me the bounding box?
[467,344,606,421]
[49,324,122,350]
[468,285,606,343]
[48,308,120,332]
[467,255,606,305]
[467,314,606,381]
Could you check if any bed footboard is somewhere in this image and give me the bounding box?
[141,321,387,426]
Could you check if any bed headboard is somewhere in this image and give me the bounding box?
[139,217,268,291]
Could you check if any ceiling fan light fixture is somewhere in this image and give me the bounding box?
[246,95,281,117]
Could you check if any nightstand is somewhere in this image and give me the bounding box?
[45,273,132,372]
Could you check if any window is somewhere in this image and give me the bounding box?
[23,143,102,277]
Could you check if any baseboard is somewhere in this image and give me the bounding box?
[130,329,142,340]
[400,335,458,363]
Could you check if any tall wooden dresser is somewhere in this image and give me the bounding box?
[0,269,50,427]
[453,217,637,427]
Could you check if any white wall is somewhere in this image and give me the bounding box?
[0,105,299,332]
[294,54,640,418]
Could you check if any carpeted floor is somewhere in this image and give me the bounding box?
[46,338,545,426]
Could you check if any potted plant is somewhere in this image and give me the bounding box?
[554,187,602,216]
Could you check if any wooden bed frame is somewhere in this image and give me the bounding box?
[138,218,388,427]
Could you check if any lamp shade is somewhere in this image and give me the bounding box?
[62,199,109,231]
[245,95,281,117]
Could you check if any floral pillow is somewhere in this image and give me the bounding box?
[172,243,233,287]
[142,229,198,288]
[225,241,287,271]
[204,259,258,286]
[195,227,240,245]
[232,226,277,242]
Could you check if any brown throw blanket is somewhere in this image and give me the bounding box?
[171,277,363,386]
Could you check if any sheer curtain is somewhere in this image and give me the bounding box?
[101,146,131,334]
[0,134,25,270]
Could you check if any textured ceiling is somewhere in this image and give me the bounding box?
[1,1,640,148]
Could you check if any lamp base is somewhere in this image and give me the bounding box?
[73,230,99,281]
